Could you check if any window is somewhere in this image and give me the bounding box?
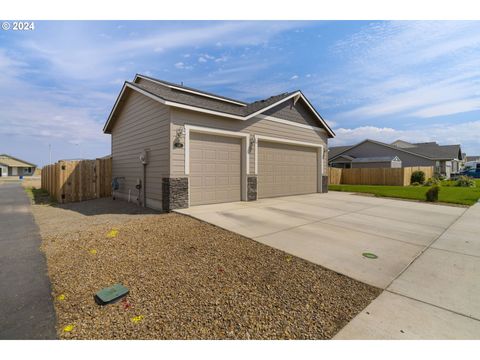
[24,167,32,174]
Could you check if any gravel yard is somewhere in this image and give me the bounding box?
[33,198,380,339]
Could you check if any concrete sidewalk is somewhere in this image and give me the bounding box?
[335,202,480,339]
[0,182,56,339]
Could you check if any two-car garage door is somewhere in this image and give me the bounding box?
[257,141,318,199]
[189,131,319,206]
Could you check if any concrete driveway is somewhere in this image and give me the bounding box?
[177,192,464,289]
[177,192,480,339]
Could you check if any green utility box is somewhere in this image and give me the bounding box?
[94,283,129,305]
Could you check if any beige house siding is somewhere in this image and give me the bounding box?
[170,108,328,177]
[110,89,170,209]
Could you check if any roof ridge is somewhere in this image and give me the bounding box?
[135,74,248,106]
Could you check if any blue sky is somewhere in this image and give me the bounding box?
[1,20,479,166]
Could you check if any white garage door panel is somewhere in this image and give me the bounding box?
[258,141,317,199]
[190,132,242,206]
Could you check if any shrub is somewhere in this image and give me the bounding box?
[411,170,425,185]
[424,177,441,186]
[433,172,445,181]
[455,176,476,188]
[411,182,421,186]
[425,185,440,202]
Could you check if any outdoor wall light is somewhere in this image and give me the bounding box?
[174,128,184,148]
[249,134,256,153]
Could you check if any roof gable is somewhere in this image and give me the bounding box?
[262,97,324,129]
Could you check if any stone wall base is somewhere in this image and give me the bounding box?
[247,176,257,201]
[162,177,189,211]
[322,176,328,193]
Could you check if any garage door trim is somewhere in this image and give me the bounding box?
[184,124,250,205]
[255,134,325,193]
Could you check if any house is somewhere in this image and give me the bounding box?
[329,139,463,178]
[465,155,480,162]
[0,154,37,177]
[103,74,335,211]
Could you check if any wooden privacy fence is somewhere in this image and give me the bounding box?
[328,166,434,186]
[41,157,112,203]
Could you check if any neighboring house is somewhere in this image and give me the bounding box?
[465,155,480,162]
[103,74,335,211]
[328,139,463,178]
[0,154,37,177]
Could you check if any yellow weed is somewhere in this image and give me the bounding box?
[130,315,144,324]
[63,324,74,332]
[106,229,119,238]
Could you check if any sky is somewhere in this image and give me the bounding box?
[1,20,479,166]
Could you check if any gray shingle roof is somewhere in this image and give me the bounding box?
[328,146,351,159]
[137,75,248,105]
[130,79,296,117]
[407,143,462,160]
[330,139,462,162]
[104,74,335,138]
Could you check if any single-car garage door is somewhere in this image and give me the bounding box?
[189,132,242,206]
[258,141,317,199]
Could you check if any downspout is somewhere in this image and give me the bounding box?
[143,163,147,208]
[140,148,149,208]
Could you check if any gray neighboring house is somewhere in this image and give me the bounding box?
[0,154,36,177]
[103,74,335,211]
[329,139,463,178]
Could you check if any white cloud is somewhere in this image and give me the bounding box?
[329,21,480,120]
[198,56,207,63]
[214,56,227,63]
[410,98,480,118]
[0,50,107,146]
[290,75,299,80]
[19,21,302,81]
[174,61,192,70]
[330,121,480,154]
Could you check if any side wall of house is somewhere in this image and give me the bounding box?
[352,161,393,168]
[341,142,434,168]
[110,89,170,210]
[169,107,329,176]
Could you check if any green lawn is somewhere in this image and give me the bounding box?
[329,180,480,206]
